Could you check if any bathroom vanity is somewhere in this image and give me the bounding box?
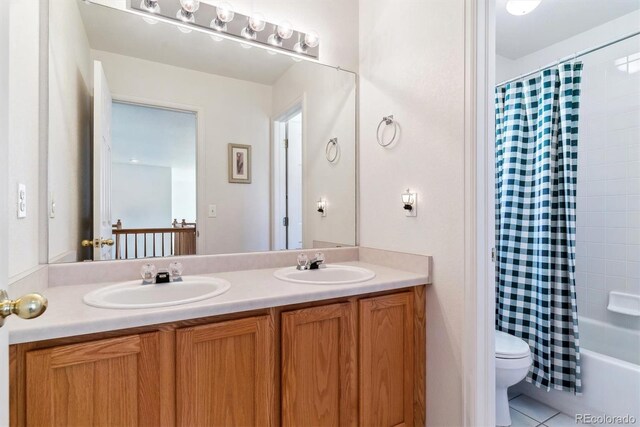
[8,256,429,427]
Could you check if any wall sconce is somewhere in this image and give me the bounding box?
[402,189,417,217]
[317,198,327,217]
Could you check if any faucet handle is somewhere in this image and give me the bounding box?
[169,262,183,280]
[314,252,325,263]
[140,263,156,283]
[297,253,309,269]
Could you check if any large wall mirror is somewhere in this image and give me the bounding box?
[47,0,357,263]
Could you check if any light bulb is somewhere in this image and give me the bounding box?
[210,19,227,32]
[277,21,293,39]
[506,0,541,16]
[140,0,160,13]
[241,27,256,40]
[249,13,266,32]
[216,2,235,23]
[304,31,319,48]
[179,0,200,13]
[176,9,195,23]
[267,33,282,47]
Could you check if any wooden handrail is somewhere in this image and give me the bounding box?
[112,220,196,260]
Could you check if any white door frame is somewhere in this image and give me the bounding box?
[110,93,204,255]
[463,0,496,426]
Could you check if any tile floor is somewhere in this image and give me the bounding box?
[508,393,575,427]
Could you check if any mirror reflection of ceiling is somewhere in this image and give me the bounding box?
[111,102,196,169]
[78,0,297,85]
[496,0,640,59]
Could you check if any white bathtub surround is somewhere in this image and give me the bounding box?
[513,317,640,421]
[607,291,640,316]
[6,260,430,345]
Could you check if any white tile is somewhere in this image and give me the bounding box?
[604,162,628,180]
[575,272,587,287]
[606,259,627,277]
[585,227,604,243]
[627,178,640,195]
[587,196,606,212]
[588,212,606,227]
[507,408,539,427]
[587,244,605,259]
[628,261,640,279]
[606,195,626,212]
[545,413,576,427]
[628,245,640,262]
[587,258,606,275]
[606,212,626,228]
[604,244,627,260]
[628,229,640,245]
[587,180,607,196]
[628,162,640,178]
[607,228,627,244]
[606,275,627,292]
[509,395,560,423]
[587,288,608,306]
[606,179,627,196]
[628,195,640,211]
[586,273,606,289]
[627,211,640,228]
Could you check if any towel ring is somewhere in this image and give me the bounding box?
[326,138,339,163]
[377,115,398,147]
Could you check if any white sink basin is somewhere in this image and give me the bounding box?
[83,276,231,309]
[273,265,376,285]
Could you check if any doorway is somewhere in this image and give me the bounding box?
[273,106,303,251]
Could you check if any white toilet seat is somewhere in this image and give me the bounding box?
[495,330,531,359]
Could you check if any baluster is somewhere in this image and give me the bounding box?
[153,233,156,257]
[125,234,128,259]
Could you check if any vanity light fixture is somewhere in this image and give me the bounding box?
[241,13,266,40]
[268,21,294,47]
[317,198,327,217]
[211,2,235,32]
[128,0,320,58]
[402,189,417,217]
[140,0,160,14]
[294,30,319,54]
[506,0,541,16]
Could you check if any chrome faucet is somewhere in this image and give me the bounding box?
[296,252,326,270]
[140,262,183,284]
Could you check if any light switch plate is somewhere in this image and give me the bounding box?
[49,192,56,218]
[17,183,26,219]
[208,204,217,218]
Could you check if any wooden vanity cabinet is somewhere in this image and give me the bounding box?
[281,302,358,426]
[176,315,276,427]
[22,332,166,427]
[11,286,426,427]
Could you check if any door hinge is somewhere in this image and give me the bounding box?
[283,217,289,227]
[284,139,288,149]
[491,247,496,263]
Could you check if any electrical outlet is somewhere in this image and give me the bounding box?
[17,183,26,219]
[208,204,217,218]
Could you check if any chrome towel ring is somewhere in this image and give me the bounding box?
[377,115,398,147]
[326,137,339,163]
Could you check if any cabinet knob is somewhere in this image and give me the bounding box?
[0,290,48,327]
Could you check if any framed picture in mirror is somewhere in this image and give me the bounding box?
[228,144,252,184]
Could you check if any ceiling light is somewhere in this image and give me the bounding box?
[249,13,266,32]
[276,21,293,39]
[506,0,541,16]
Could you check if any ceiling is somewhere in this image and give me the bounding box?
[111,102,196,170]
[496,0,640,59]
[78,0,298,85]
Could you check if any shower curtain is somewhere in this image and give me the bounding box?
[495,62,582,394]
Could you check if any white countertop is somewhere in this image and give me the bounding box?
[7,261,429,344]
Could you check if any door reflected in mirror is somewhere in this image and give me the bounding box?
[47,0,357,263]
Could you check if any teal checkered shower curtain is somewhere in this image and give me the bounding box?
[495,63,582,394]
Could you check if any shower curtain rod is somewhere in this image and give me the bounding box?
[497,31,640,87]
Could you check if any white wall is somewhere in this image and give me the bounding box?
[272,62,357,248]
[359,0,466,425]
[112,163,173,228]
[92,50,273,255]
[172,167,197,222]
[8,0,41,279]
[48,0,92,263]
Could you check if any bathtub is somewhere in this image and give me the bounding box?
[512,317,640,420]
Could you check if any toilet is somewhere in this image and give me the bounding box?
[495,330,532,426]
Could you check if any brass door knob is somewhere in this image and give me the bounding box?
[102,238,115,247]
[82,238,114,247]
[0,290,48,327]
[81,239,93,247]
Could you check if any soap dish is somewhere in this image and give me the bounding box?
[607,291,640,317]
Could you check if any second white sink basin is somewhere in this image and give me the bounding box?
[83,276,231,309]
[274,265,376,285]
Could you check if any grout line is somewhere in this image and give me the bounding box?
[510,407,540,426]
[540,412,562,424]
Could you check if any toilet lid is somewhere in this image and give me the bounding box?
[495,330,531,359]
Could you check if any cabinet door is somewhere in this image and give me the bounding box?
[176,315,276,427]
[360,292,414,427]
[25,332,163,426]
[281,302,357,427]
